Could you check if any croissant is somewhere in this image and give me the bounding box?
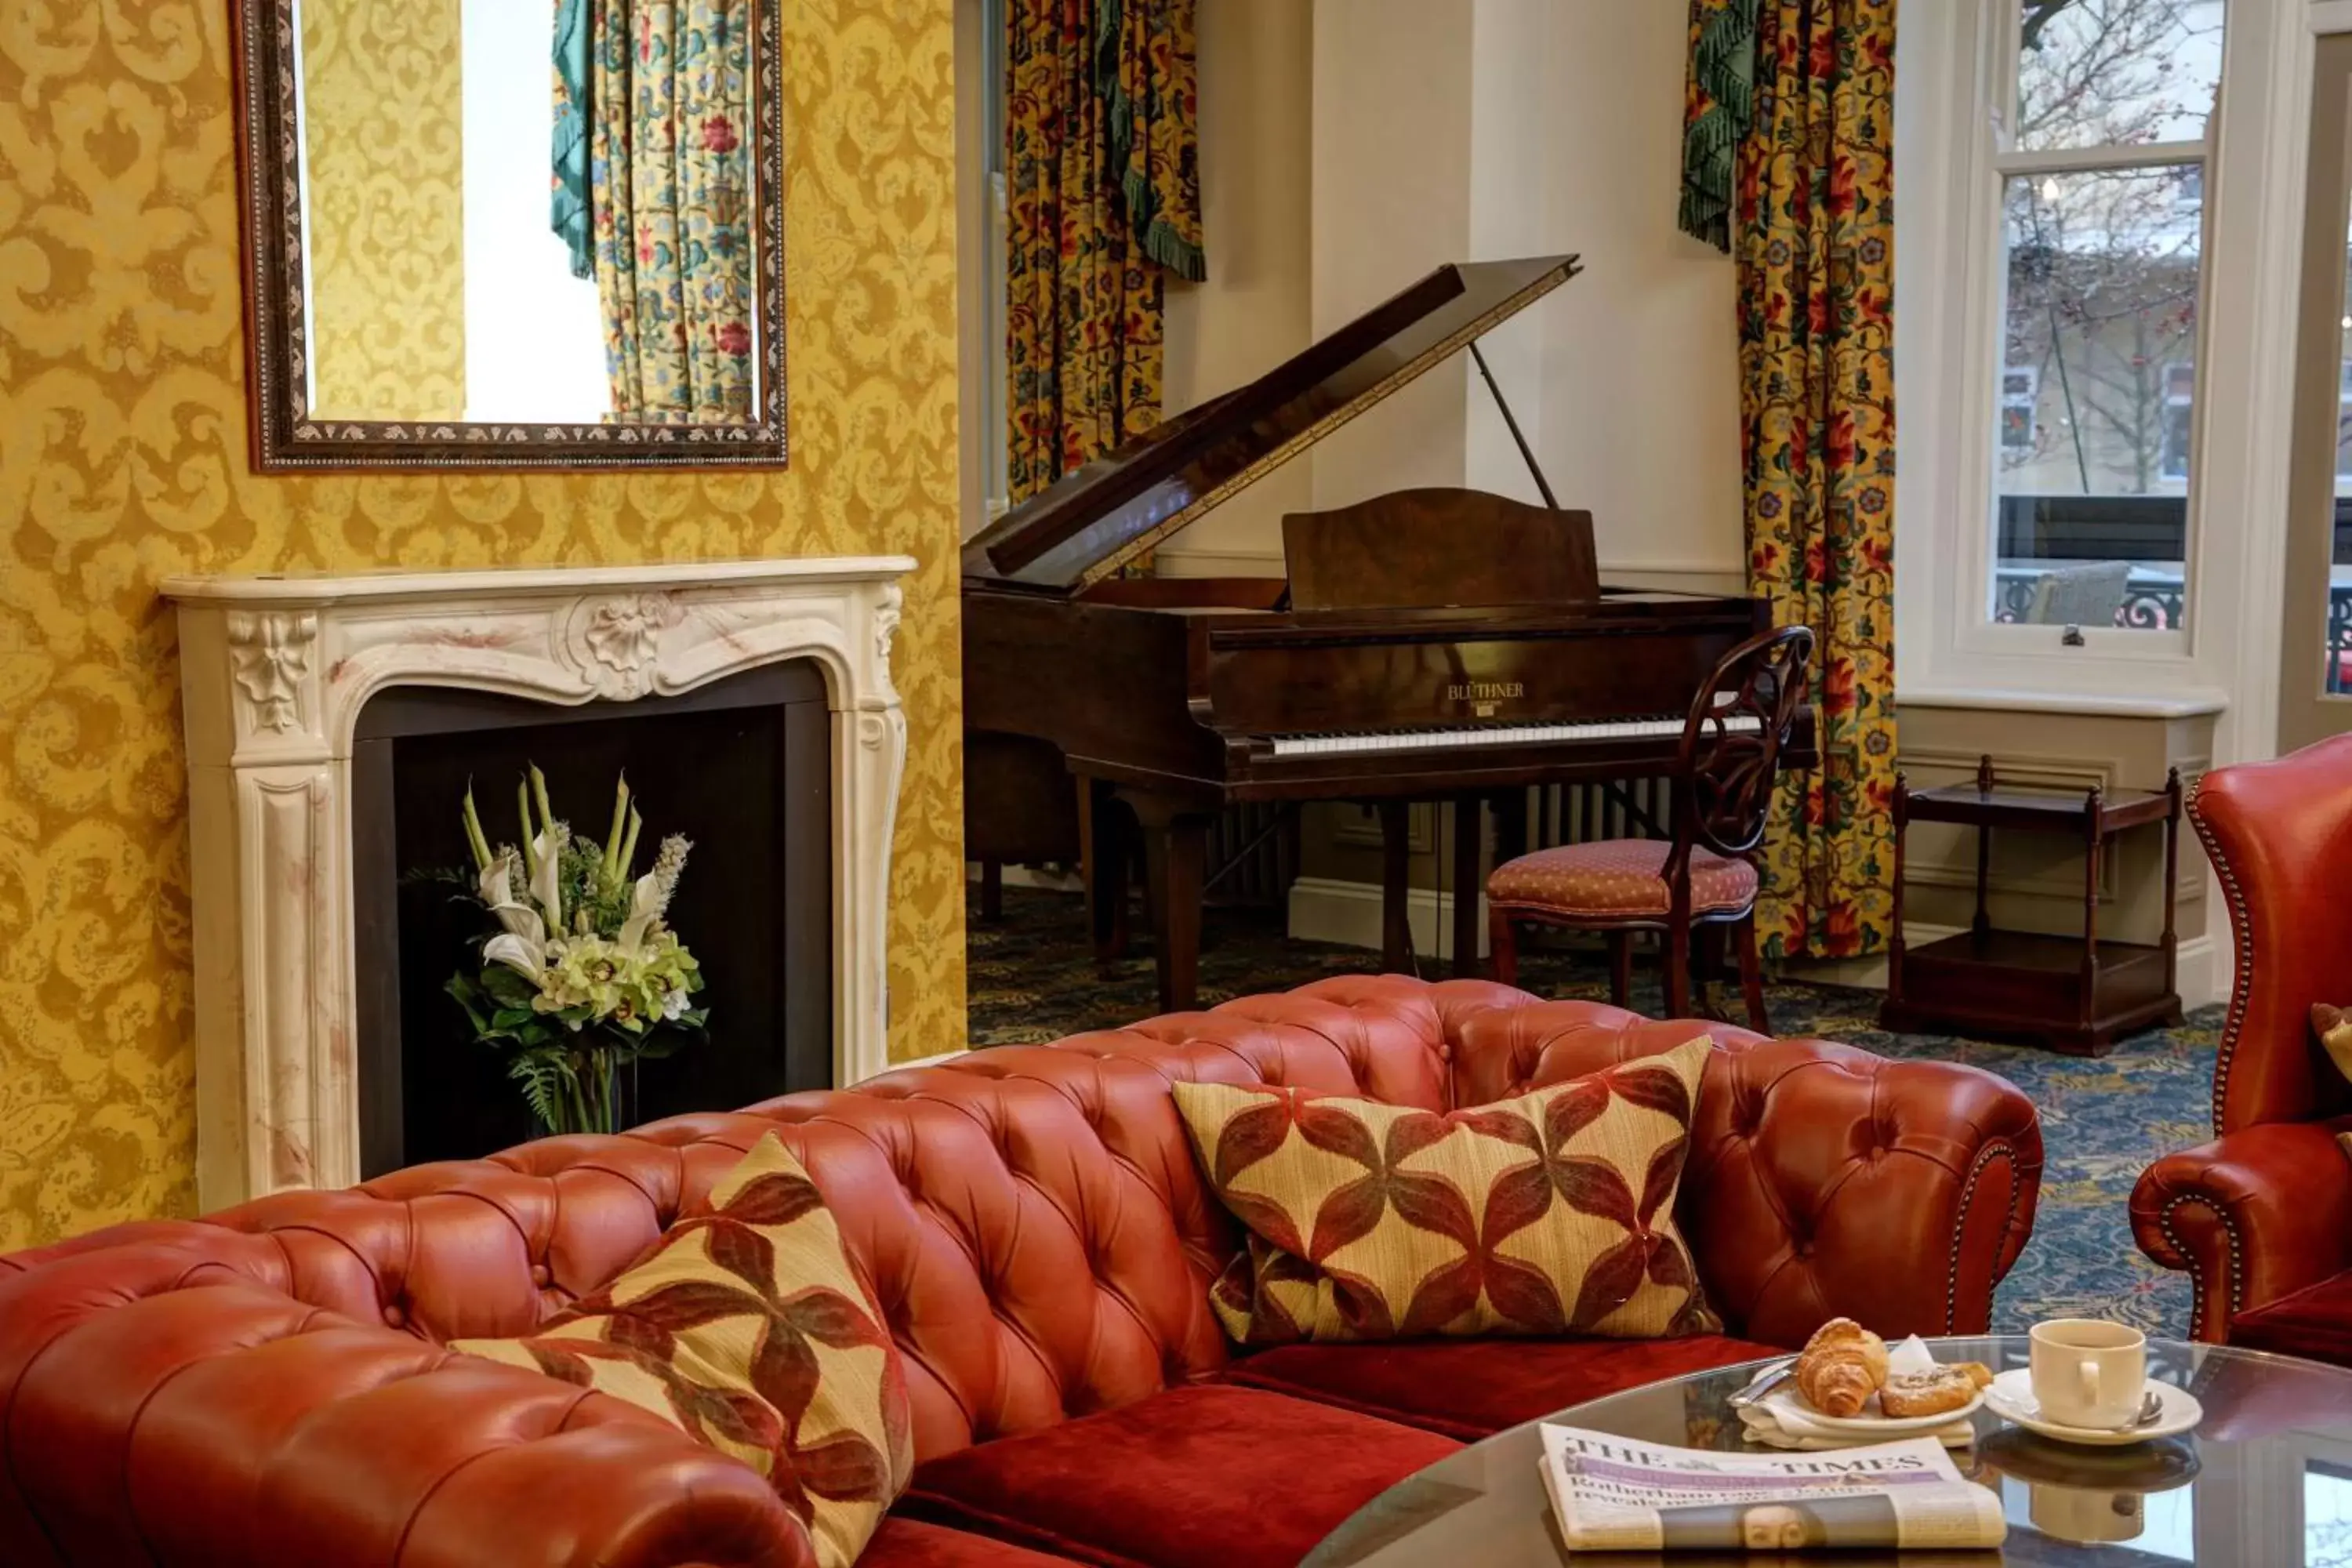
[1795,1317,1889,1417]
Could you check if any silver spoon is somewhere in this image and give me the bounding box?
[1726,1358,1796,1410]
[2060,1388,2165,1432]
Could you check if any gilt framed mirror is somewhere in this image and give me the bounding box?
[231,0,786,470]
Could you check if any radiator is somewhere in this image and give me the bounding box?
[1206,801,1298,909]
[1519,776,1674,851]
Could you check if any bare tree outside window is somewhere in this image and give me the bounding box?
[1987,0,2222,631]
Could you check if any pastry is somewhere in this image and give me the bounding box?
[1878,1365,1984,1418]
[1795,1317,1889,1417]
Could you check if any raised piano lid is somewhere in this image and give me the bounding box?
[962,254,1581,594]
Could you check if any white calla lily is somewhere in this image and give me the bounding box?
[615,872,664,957]
[479,855,546,946]
[483,931,549,979]
[530,829,564,931]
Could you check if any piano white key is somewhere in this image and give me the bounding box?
[1265,713,1761,758]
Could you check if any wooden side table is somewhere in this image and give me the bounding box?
[1881,757,2183,1056]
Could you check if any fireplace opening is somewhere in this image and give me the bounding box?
[350,661,833,1174]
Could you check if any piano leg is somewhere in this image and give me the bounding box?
[1080,779,1131,966]
[1124,791,1210,1013]
[1378,802,1412,973]
[1450,799,1483,979]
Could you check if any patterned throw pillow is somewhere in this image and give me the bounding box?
[2314,1004,2352,1086]
[1171,1036,1720,1345]
[454,1134,912,1568]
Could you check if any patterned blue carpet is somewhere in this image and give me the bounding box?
[967,890,2220,1338]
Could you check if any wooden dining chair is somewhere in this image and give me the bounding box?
[1485,625,1816,1030]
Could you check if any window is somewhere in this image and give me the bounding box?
[975,0,1011,524]
[2313,1460,2352,1568]
[1986,0,2224,634]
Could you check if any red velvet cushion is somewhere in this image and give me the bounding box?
[1221,1333,1784,1440]
[865,1517,1083,1565]
[897,1385,1457,1568]
[1487,839,1757,917]
[2229,1270,2352,1367]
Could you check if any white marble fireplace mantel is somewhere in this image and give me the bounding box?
[165,557,914,1207]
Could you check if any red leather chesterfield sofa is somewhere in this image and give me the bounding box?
[0,978,2042,1567]
[2133,735,2352,1360]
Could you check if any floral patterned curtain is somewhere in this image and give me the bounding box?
[1678,0,1759,253]
[552,0,594,279]
[589,0,755,424]
[1005,0,1205,506]
[1732,0,1899,960]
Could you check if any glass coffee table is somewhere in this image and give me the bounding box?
[1304,1337,2352,1566]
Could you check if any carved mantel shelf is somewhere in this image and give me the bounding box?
[164,557,915,1207]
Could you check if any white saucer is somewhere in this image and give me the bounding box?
[1758,1383,1987,1436]
[1984,1368,2202,1446]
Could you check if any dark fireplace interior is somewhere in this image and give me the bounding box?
[351,662,833,1176]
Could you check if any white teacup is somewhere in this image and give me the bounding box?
[2029,1319,2147,1428]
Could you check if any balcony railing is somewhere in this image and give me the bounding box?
[1994,564,2352,692]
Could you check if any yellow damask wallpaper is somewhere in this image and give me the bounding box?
[299,0,467,420]
[0,0,964,1249]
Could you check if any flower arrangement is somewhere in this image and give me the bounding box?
[444,767,708,1136]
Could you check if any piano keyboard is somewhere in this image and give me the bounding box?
[1267,713,1761,758]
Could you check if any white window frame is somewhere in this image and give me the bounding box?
[954,0,1012,539]
[1892,0,2300,711]
[1976,4,2214,656]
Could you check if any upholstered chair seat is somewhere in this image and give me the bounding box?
[1486,840,1759,920]
[1486,626,1815,1032]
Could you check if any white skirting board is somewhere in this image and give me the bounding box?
[967,862,1083,895]
[1286,876,1490,962]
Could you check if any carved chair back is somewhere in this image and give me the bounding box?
[1661,626,1816,907]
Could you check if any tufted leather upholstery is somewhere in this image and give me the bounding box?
[0,978,2041,1565]
[2131,738,2352,1349]
[1487,839,1759,917]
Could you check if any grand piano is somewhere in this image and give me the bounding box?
[964,254,1810,1011]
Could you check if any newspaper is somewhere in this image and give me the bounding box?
[1539,1424,2007,1552]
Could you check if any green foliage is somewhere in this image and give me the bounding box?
[425,766,713,1137]
[556,835,636,937]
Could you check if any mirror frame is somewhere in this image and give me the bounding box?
[230,0,789,471]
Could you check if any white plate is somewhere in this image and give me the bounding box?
[1983,1368,2203,1446]
[1758,1382,1987,1436]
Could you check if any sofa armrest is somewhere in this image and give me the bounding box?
[1682,1036,2045,1345]
[1427,993,2045,1345]
[0,1240,808,1567]
[2130,1119,2352,1342]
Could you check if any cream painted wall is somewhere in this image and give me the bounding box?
[1157,0,1316,575]
[1154,0,1746,583]
[1305,0,1477,510]
[1530,1,1743,580]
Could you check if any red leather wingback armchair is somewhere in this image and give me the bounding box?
[2132,735,2352,1356]
[0,980,2042,1567]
